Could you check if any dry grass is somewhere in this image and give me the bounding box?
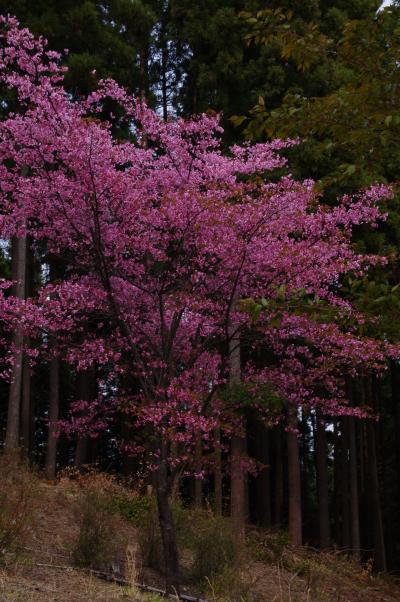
[0,469,399,602]
[204,544,400,602]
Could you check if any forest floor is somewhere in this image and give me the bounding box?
[1,477,400,602]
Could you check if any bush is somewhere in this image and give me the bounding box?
[191,513,238,581]
[72,484,120,569]
[133,499,240,581]
[249,529,291,564]
[205,565,255,602]
[111,492,154,526]
[136,498,165,571]
[0,451,38,562]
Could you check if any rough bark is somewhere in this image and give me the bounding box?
[348,415,361,559]
[341,418,351,550]
[273,425,284,527]
[20,244,34,455]
[74,368,96,468]
[287,406,302,546]
[229,318,247,539]
[21,355,32,455]
[255,422,271,528]
[5,236,27,451]
[156,441,180,595]
[315,412,331,549]
[194,436,202,508]
[390,360,400,498]
[45,354,60,479]
[366,375,387,571]
[214,426,222,515]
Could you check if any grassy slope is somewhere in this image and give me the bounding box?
[1,479,400,602]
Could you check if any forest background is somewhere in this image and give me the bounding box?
[0,0,400,590]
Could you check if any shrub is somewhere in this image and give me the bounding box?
[72,486,119,569]
[136,499,165,571]
[249,529,291,564]
[191,513,238,581]
[0,451,38,563]
[111,492,154,526]
[133,500,240,581]
[205,565,255,602]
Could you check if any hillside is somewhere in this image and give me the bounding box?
[1,471,400,602]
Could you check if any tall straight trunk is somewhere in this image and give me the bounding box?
[348,415,361,559]
[20,243,34,455]
[390,360,400,498]
[287,406,302,546]
[158,0,171,121]
[365,375,387,571]
[156,440,180,595]
[45,259,63,477]
[45,354,60,479]
[300,413,310,538]
[333,418,350,548]
[5,236,27,450]
[273,425,284,527]
[315,412,330,548]
[20,355,32,454]
[74,367,96,468]
[255,423,271,528]
[75,435,88,468]
[139,45,149,100]
[340,418,351,550]
[214,426,222,515]
[194,436,202,508]
[229,317,247,539]
[121,416,136,476]
[367,418,387,570]
[161,32,169,121]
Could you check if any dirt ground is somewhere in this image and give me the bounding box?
[1,480,400,602]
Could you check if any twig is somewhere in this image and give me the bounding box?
[34,562,206,601]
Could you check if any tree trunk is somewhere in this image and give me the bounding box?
[315,412,330,548]
[229,316,247,539]
[366,375,386,571]
[194,436,202,508]
[287,406,302,546]
[5,236,27,451]
[340,418,351,550]
[20,355,32,455]
[156,441,180,595]
[45,354,60,479]
[255,423,271,528]
[348,415,361,559]
[214,426,222,515]
[231,434,247,538]
[367,418,387,570]
[75,436,88,468]
[390,360,400,499]
[74,368,96,468]
[20,244,34,456]
[273,425,284,527]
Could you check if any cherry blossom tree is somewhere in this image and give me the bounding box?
[0,16,396,590]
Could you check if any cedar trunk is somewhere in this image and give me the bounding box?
[156,442,180,595]
[287,407,302,546]
[74,368,96,468]
[5,236,27,450]
[315,412,330,548]
[229,315,247,539]
[273,425,284,527]
[45,355,60,479]
[348,415,361,559]
[214,426,223,515]
[255,423,271,528]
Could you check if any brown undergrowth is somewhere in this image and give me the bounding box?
[0,462,399,602]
